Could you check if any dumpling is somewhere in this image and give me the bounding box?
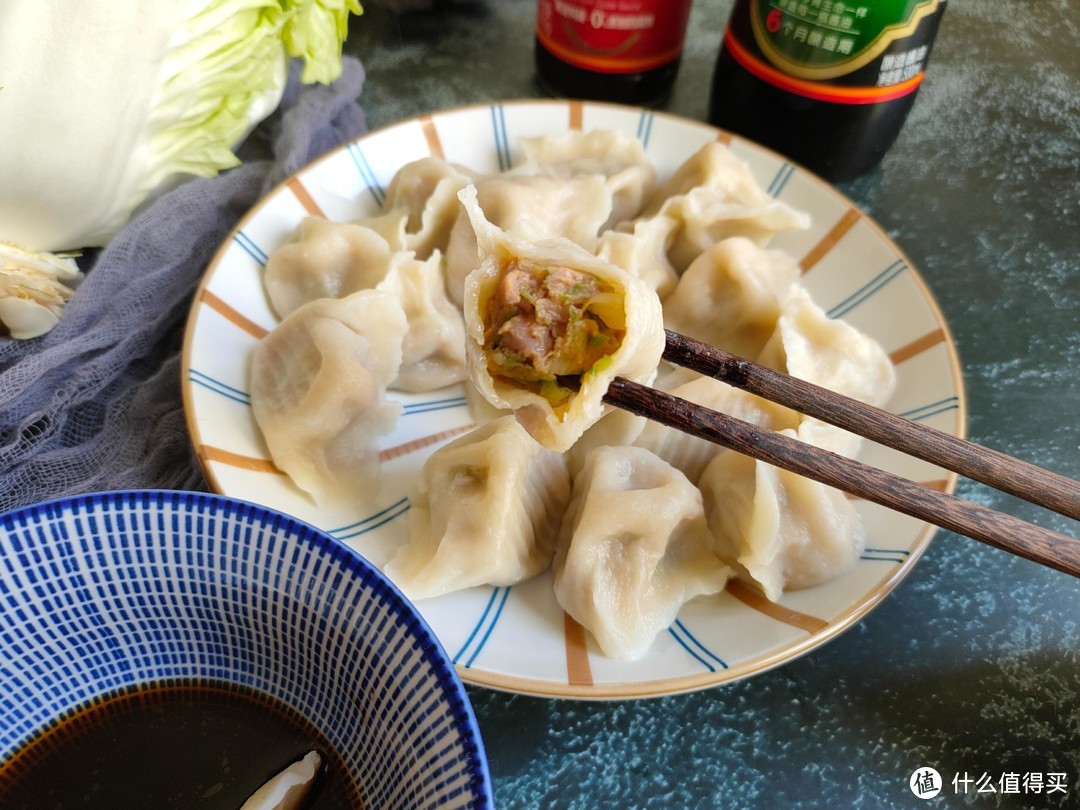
[594,214,679,299]
[382,157,477,259]
[353,208,410,252]
[463,377,512,426]
[636,141,809,271]
[385,415,571,600]
[563,406,647,479]
[756,284,897,408]
[641,140,788,217]
[514,129,657,228]
[553,446,731,661]
[459,184,665,452]
[444,173,614,306]
[632,372,799,484]
[662,237,800,359]
[263,216,404,318]
[375,250,467,392]
[698,423,866,602]
[250,290,407,506]
[655,186,811,273]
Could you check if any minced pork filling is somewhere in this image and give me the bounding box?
[484,259,624,404]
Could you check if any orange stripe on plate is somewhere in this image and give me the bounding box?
[568,101,584,131]
[201,290,269,340]
[564,612,593,686]
[421,116,445,159]
[378,424,476,462]
[800,208,861,273]
[726,578,829,634]
[715,130,734,146]
[889,329,947,365]
[201,445,282,475]
[286,176,326,218]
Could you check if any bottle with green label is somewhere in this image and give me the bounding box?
[708,0,947,182]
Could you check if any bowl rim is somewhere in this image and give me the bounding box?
[0,488,495,807]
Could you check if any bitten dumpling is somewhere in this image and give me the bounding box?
[553,446,731,661]
[444,173,614,306]
[698,423,867,602]
[250,290,408,506]
[459,184,665,452]
[263,216,404,318]
[385,416,571,600]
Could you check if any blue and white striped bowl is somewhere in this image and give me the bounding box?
[0,490,493,809]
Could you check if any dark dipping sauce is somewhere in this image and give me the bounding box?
[0,681,363,809]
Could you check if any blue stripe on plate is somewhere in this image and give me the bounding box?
[463,587,510,669]
[767,163,795,198]
[899,396,961,422]
[861,547,911,565]
[401,397,469,416]
[347,143,386,207]
[453,586,510,669]
[331,498,410,540]
[490,105,511,173]
[233,231,268,266]
[636,111,655,150]
[827,259,907,319]
[669,619,728,673]
[188,370,251,406]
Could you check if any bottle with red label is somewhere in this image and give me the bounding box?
[708,0,947,182]
[535,0,694,107]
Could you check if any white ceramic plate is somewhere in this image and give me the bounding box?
[182,100,965,699]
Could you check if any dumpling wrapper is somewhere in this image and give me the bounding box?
[662,236,800,360]
[553,445,731,661]
[459,184,665,453]
[595,214,679,299]
[250,289,407,506]
[633,371,800,484]
[757,284,897,409]
[375,250,467,393]
[513,129,657,228]
[263,216,405,318]
[698,424,867,602]
[385,415,571,600]
[635,141,810,271]
[382,156,478,259]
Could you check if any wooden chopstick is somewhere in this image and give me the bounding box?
[592,331,1080,579]
[662,330,1080,521]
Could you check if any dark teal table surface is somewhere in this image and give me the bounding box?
[348,2,1079,807]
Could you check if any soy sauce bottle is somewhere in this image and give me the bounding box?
[535,0,694,107]
[709,0,947,182]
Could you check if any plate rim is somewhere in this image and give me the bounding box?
[181,98,967,700]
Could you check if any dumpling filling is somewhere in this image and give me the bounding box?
[484,259,625,409]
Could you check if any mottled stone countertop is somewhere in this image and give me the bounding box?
[347,1,1079,806]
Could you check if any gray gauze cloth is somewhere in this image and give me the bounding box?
[0,58,368,512]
